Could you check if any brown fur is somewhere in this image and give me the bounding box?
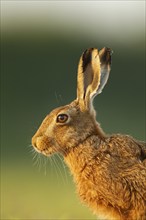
[32,48,146,220]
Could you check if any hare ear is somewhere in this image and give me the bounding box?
[77,47,112,112]
[98,47,112,94]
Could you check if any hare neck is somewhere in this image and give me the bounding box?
[64,135,102,179]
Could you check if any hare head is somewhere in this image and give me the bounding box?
[32,47,112,157]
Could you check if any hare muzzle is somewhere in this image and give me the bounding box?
[32,134,57,156]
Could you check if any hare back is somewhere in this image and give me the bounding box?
[107,134,146,165]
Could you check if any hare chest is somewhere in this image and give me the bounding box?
[75,168,123,220]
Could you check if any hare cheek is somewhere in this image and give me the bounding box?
[45,123,54,137]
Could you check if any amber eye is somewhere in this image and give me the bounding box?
[56,114,68,123]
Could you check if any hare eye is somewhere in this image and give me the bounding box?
[56,114,68,123]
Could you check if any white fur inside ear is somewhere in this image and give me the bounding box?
[96,65,110,95]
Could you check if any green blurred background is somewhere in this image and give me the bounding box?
[1,1,145,219]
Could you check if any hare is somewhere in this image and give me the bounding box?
[32,47,146,220]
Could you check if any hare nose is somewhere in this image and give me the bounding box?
[32,136,37,148]
[31,136,42,153]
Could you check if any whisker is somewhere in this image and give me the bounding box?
[26,144,34,153]
[51,155,61,185]
[49,155,53,173]
[55,153,69,185]
[55,91,60,104]
[39,154,44,172]
[42,155,50,176]
[32,151,38,161]
[29,143,69,185]
[58,94,64,103]
[34,153,41,168]
[55,91,64,105]
[54,154,65,184]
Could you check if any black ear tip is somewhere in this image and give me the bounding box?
[100,47,113,65]
[103,47,113,56]
[82,48,93,72]
[106,47,113,55]
[83,48,94,59]
[106,48,112,64]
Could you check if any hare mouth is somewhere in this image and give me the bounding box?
[34,146,57,157]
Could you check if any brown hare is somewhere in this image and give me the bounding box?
[32,47,146,220]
